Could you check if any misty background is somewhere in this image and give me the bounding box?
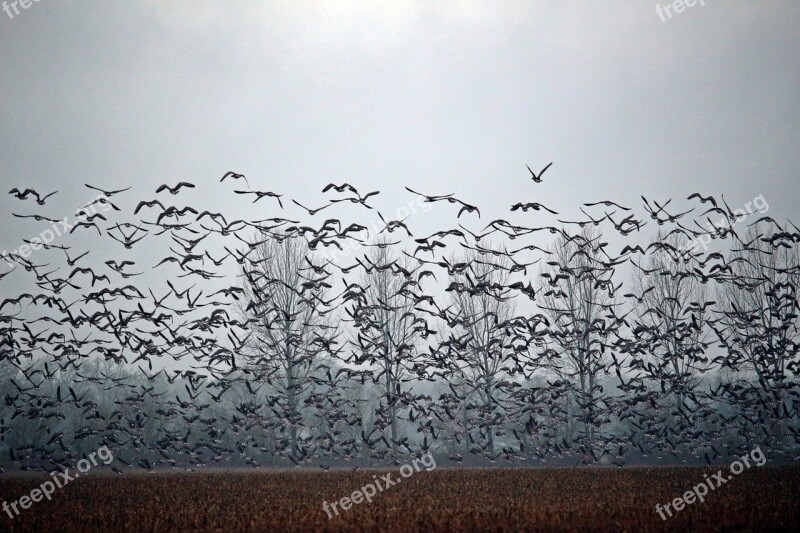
[1,1,798,234]
[0,2,799,471]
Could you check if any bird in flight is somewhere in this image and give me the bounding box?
[292,199,332,216]
[583,200,631,211]
[405,186,454,203]
[234,190,284,207]
[526,162,552,183]
[9,188,58,205]
[84,184,132,196]
[322,183,359,194]
[156,182,196,195]
[330,190,379,209]
[511,202,558,214]
[221,171,250,187]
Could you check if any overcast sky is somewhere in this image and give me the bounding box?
[1,1,798,264]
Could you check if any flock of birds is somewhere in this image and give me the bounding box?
[0,163,798,473]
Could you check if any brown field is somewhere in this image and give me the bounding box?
[1,466,798,532]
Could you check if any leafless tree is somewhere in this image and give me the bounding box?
[348,245,424,455]
[629,231,712,412]
[538,227,617,457]
[237,234,338,462]
[714,224,800,446]
[438,248,516,456]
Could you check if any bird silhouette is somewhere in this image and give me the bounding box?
[156,182,196,194]
[525,162,552,182]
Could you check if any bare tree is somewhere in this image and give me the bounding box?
[347,245,423,456]
[538,227,617,458]
[714,223,800,448]
[438,248,516,456]
[629,230,712,411]
[238,234,338,462]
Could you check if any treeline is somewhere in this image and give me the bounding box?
[0,181,798,471]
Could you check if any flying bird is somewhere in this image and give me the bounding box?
[322,183,359,194]
[9,188,58,205]
[583,200,631,211]
[156,182,196,195]
[292,199,332,215]
[84,184,132,196]
[220,171,250,187]
[234,190,284,207]
[511,202,558,214]
[526,162,552,183]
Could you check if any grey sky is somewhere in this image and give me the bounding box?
[1,1,798,262]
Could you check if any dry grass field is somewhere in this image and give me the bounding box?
[1,466,798,532]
